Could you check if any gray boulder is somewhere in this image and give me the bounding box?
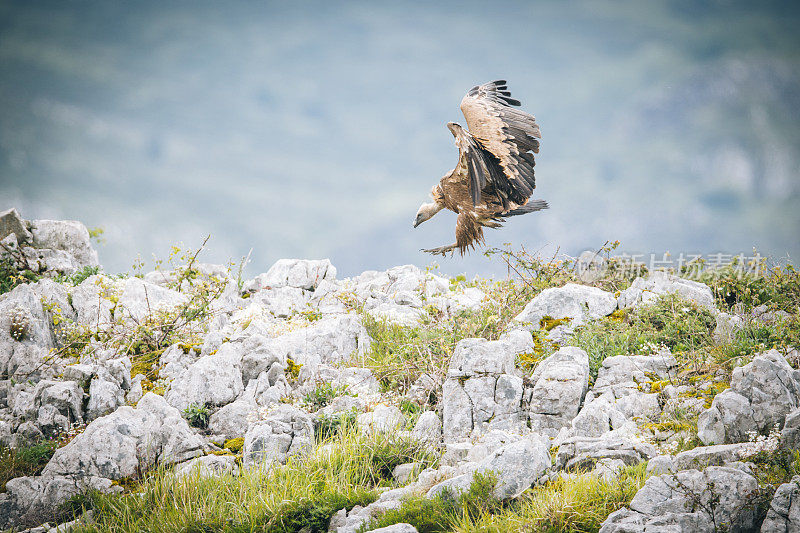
[369,524,419,533]
[513,283,617,332]
[428,437,550,500]
[698,350,800,445]
[0,208,33,243]
[761,476,800,532]
[208,399,254,439]
[44,393,206,479]
[442,331,532,441]
[115,277,188,324]
[599,466,759,533]
[411,411,442,445]
[555,434,656,471]
[528,347,590,436]
[357,405,405,435]
[249,258,336,291]
[243,404,314,468]
[617,271,716,312]
[165,343,244,412]
[29,219,99,269]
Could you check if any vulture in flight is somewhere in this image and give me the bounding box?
[413,80,547,255]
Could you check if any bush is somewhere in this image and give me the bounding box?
[183,403,211,429]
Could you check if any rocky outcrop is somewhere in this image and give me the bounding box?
[761,476,800,532]
[442,331,531,441]
[243,404,314,468]
[527,347,590,436]
[698,350,800,445]
[600,466,760,532]
[513,283,617,338]
[617,271,717,311]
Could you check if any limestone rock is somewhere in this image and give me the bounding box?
[0,208,33,243]
[115,277,188,324]
[528,347,590,436]
[357,405,405,435]
[617,271,716,312]
[599,466,759,532]
[29,219,99,269]
[514,283,617,331]
[761,476,800,533]
[698,350,800,445]
[243,404,314,468]
[165,343,244,412]
[251,258,336,291]
[174,455,239,480]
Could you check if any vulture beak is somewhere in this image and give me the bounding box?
[413,218,420,228]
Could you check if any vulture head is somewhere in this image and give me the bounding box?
[413,201,443,228]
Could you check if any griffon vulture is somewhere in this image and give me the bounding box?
[413,80,547,255]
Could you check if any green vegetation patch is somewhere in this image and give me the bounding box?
[76,429,436,533]
[0,440,58,492]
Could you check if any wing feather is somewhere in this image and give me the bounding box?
[460,80,541,205]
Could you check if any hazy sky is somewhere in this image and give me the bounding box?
[1,0,799,278]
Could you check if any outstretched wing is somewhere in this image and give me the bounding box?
[459,80,541,206]
[449,124,507,207]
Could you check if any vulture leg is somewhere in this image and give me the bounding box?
[422,243,457,256]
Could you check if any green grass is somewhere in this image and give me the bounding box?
[0,257,40,295]
[302,382,351,412]
[453,463,649,533]
[0,440,58,492]
[365,464,649,533]
[555,293,717,378]
[75,428,437,533]
[363,472,504,533]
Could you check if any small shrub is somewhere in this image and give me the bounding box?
[183,403,211,429]
[9,306,30,341]
[302,382,351,412]
[0,257,39,295]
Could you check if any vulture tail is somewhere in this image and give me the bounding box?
[505,199,549,216]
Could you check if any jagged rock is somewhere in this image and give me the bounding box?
[617,271,716,312]
[165,343,244,412]
[250,286,310,318]
[208,399,254,439]
[599,466,759,533]
[262,314,369,367]
[406,373,439,406]
[316,395,363,419]
[174,455,239,480]
[2,394,204,528]
[698,350,800,445]
[247,258,336,291]
[528,347,590,436]
[2,475,114,530]
[761,476,800,532]
[32,380,83,425]
[513,283,617,333]
[243,404,314,468]
[555,435,656,471]
[411,411,442,445]
[0,208,33,243]
[115,277,188,324]
[671,443,754,471]
[366,301,424,327]
[29,219,99,270]
[357,405,405,434]
[592,353,677,394]
[0,283,58,380]
[44,393,205,479]
[442,331,532,441]
[428,437,550,500]
[85,377,125,421]
[69,275,116,327]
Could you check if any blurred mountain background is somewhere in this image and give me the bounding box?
[1,0,798,277]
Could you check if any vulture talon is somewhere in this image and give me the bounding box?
[413,80,548,255]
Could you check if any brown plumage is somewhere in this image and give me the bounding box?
[413,80,548,255]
